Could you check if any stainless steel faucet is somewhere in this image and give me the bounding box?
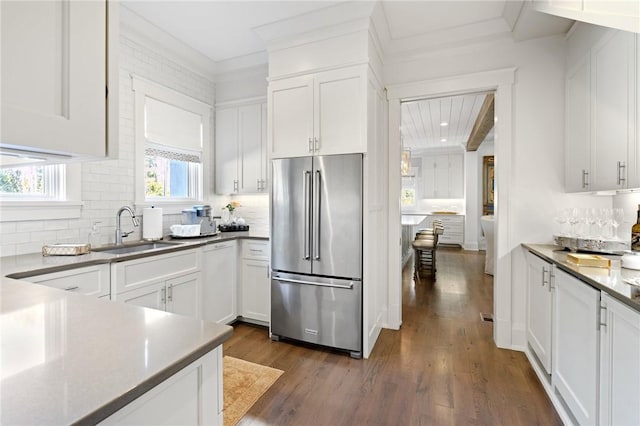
[115,206,140,245]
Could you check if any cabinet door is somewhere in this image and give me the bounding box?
[167,272,200,319]
[314,68,364,155]
[433,155,450,198]
[565,54,591,192]
[1,1,107,157]
[239,103,263,193]
[600,293,640,426]
[241,259,270,323]
[24,264,110,298]
[119,282,166,312]
[448,154,464,198]
[423,157,436,198]
[202,242,237,324]
[260,102,268,191]
[526,252,554,374]
[590,30,635,190]
[215,107,239,194]
[269,76,314,159]
[553,268,600,425]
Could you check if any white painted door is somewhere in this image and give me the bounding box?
[202,242,237,324]
[600,293,640,426]
[269,76,314,159]
[565,54,591,192]
[552,268,600,425]
[590,29,635,190]
[120,282,166,312]
[239,103,263,193]
[526,252,554,374]
[215,107,239,194]
[1,1,107,157]
[314,68,364,155]
[241,259,270,323]
[167,272,200,318]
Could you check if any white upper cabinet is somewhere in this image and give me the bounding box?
[269,66,366,159]
[215,100,267,194]
[534,0,640,33]
[565,28,638,192]
[565,54,591,192]
[590,30,637,191]
[421,153,464,199]
[1,0,116,159]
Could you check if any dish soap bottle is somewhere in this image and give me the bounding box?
[88,222,101,248]
[632,206,640,251]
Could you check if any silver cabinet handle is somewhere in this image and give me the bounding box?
[233,180,238,192]
[599,304,607,329]
[64,286,79,291]
[257,179,261,191]
[582,169,589,189]
[308,137,313,153]
[303,170,311,260]
[314,137,319,152]
[161,287,166,304]
[168,285,173,302]
[313,170,321,260]
[541,267,548,287]
[617,161,626,185]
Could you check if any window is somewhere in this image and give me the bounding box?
[0,164,65,200]
[132,75,211,209]
[401,187,416,207]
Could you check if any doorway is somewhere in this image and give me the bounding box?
[387,68,515,349]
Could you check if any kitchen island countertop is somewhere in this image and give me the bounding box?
[0,277,232,425]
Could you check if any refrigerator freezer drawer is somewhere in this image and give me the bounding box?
[271,274,362,356]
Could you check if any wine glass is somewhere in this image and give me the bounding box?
[611,208,624,240]
[554,208,569,236]
[568,208,581,237]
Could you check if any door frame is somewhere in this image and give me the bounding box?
[386,68,515,349]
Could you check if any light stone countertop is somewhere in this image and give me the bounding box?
[523,243,640,312]
[401,215,427,226]
[0,231,267,425]
[0,277,233,425]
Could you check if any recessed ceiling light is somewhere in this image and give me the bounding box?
[440,122,448,127]
[440,138,447,142]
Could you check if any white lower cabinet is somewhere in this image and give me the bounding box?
[118,272,201,318]
[552,268,600,426]
[599,293,640,426]
[239,240,270,324]
[99,347,223,425]
[111,249,201,318]
[526,252,554,375]
[21,264,110,298]
[202,241,237,324]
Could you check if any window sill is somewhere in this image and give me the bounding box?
[0,201,83,222]
[135,201,206,215]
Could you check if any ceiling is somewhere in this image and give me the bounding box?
[401,92,494,153]
[122,0,574,68]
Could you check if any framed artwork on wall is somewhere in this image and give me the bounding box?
[483,155,494,215]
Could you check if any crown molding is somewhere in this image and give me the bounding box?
[120,5,217,80]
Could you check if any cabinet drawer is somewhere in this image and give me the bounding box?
[113,249,200,294]
[242,240,269,260]
[24,264,110,298]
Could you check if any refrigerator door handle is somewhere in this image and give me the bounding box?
[272,276,354,290]
[313,170,321,260]
[303,171,311,260]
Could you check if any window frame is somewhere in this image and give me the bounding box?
[131,75,212,213]
[0,163,81,222]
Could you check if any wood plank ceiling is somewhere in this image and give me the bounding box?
[401,92,495,153]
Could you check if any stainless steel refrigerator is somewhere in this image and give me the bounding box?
[270,153,363,358]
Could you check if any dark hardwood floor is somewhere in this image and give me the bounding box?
[224,248,561,425]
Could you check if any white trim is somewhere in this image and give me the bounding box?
[386,67,516,349]
[131,75,212,208]
[215,96,267,109]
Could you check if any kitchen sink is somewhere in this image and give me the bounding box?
[93,241,179,255]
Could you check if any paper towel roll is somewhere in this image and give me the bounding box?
[143,207,163,241]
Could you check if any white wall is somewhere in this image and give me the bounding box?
[385,33,611,348]
[0,32,220,256]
